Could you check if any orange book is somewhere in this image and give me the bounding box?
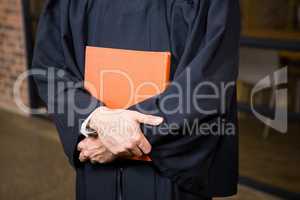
[84,46,171,161]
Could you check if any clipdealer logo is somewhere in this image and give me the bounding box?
[250,67,288,133]
[13,67,289,134]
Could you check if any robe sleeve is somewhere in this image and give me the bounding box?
[129,0,240,195]
[31,0,102,167]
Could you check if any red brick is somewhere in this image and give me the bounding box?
[0,0,29,113]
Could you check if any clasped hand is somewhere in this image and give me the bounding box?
[77,107,163,164]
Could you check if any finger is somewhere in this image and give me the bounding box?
[126,135,143,157]
[85,144,100,152]
[133,112,163,126]
[79,152,87,162]
[92,154,114,164]
[91,155,103,164]
[78,137,95,151]
[137,133,152,154]
[89,148,104,158]
[77,140,87,151]
[83,150,94,158]
[128,146,143,157]
[82,138,102,151]
[109,146,132,157]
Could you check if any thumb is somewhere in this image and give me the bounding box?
[133,112,164,126]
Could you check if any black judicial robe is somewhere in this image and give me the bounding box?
[32,0,240,199]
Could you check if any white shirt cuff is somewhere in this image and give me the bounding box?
[80,111,97,137]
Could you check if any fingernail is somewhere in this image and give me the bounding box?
[154,117,163,124]
[145,147,152,154]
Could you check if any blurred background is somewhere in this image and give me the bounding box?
[0,0,300,199]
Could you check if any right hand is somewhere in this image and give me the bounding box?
[89,107,164,158]
[77,136,116,164]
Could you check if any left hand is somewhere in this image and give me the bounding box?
[88,107,162,157]
[77,137,116,164]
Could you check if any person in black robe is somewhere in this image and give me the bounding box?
[31,0,240,200]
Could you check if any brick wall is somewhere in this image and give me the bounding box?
[0,0,29,114]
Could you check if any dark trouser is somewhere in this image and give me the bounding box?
[76,160,213,200]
